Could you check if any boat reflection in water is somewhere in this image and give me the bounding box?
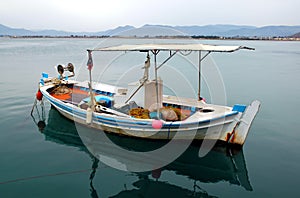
[38,106,253,197]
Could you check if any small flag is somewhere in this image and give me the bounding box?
[87,50,93,70]
[42,72,49,78]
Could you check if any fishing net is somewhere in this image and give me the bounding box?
[129,108,150,119]
[52,85,72,95]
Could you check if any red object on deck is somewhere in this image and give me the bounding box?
[36,90,43,101]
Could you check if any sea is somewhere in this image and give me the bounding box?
[0,37,300,198]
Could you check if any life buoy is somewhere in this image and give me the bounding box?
[36,90,43,101]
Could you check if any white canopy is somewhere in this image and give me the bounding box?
[91,43,254,53]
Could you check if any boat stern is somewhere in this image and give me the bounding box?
[227,100,261,146]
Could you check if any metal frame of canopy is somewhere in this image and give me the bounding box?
[87,44,254,118]
[90,43,254,52]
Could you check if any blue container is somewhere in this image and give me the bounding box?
[84,95,113,108]
[232,104,247,113]
[149,112,163,119]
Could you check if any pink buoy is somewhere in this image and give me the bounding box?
[152,119,163,129]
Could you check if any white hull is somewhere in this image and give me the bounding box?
[40,83,260,146]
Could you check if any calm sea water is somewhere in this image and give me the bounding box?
[0,37,300,197]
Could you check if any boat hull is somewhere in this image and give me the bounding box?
[48,97,238,145]
[40,83,259,146]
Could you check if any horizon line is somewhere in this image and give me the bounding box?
[2,23,300,33]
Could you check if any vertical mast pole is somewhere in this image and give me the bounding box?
[154,50,160,118]
[198,51,201,101]
[87,50,94,107]
[86,50,94,124]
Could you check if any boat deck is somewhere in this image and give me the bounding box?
[163,95,233,116]
[50,87,89,105]
[47,83,235,122]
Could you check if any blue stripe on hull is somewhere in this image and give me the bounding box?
[43,91,238,131]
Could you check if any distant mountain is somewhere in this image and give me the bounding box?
[0,24,74,36]
[219,25,300,37]
[290,32,300,38]
[32,29,74,36]
[113,24,300,37]
[121,24,257,37]
[174,24,257,36]
[0,24,136,37]
[1,23,300,37]
[0,24,34,36]
[96,25,135,36]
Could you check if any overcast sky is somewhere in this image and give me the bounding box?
[1,0,299,32]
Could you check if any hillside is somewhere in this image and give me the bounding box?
[290,32,300,38]
[1,24,300,38]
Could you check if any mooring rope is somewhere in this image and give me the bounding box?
[0,167,104,185]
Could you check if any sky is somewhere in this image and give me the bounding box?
[0,0,299,32]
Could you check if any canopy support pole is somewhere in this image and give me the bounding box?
[86,50,94,124]
[156,51,177,70]
[152,50,160,119]
[198,51,201,101]
[87,50,94,108]
[198,51,211,101]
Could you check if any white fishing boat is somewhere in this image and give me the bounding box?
[36,43,260,146]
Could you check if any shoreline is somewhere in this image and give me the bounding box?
[1,35,300,41]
